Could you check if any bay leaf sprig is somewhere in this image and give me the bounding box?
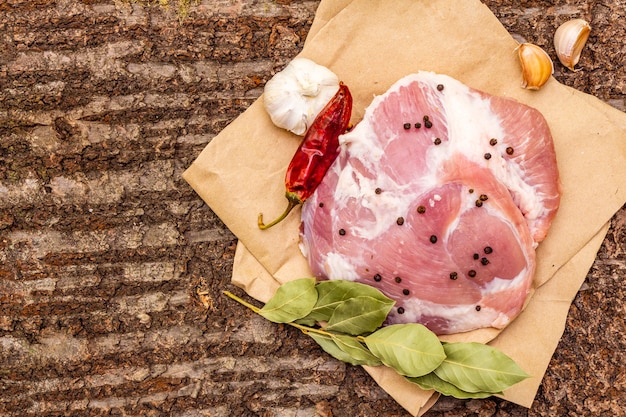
[223,278,529,399]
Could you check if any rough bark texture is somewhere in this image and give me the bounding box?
[1,1,624,416]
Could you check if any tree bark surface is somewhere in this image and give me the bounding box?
[1,1,624,416]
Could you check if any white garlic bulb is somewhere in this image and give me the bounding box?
[263,57,340,135]
[554,19,591,71]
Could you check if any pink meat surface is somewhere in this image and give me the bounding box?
[300,72,560,335]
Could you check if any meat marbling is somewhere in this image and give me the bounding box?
[299,72,560,335]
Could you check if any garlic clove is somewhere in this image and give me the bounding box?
[554,19,591,71]
[517,43,554,90]
[263,57,340,135]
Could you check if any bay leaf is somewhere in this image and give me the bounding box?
[434,342,530,393]
[308,333,370,366]
[294,317,318,326]
[407,373,496,399]
[324,295,394,335]
[331,333,382,366]
[305,280,395,322]
[259,277,318,323]
[363,324,445,377]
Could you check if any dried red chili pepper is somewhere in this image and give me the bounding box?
[258,82,353,229]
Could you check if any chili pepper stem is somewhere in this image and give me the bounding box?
[258,192,303,229]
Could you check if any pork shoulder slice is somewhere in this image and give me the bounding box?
[300,72,560,335]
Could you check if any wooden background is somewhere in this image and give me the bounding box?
[1,1,625,416]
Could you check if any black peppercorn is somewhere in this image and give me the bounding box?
[319,202,324,207]
[489,138,498,146]
[434,138,442,145]
[437,84,444,91]
[475,200,483,207]
[475,305,481,311]
[479,194,488,201]
[484,246,493,254]
[396,217,405,226]
[506,146,515,155]
[397,307,405,314]
[403,123,411,129]
[473,253,479,260]
[429,235,437,244]
[402,289,410,296]
[484,153,492,160]
[395,276,402,283]
[468,270,477,278]
[339,228,346,236]
[375,187,382,194]
[414,122,421,128]
[424,120,433,128]
[373,274,382,282]
[449,272,458,280]
[481,257,490,265]
[417,205,426,214]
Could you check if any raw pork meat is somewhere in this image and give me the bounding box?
[300,72,560,335]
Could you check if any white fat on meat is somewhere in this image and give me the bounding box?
[300,72,560,335]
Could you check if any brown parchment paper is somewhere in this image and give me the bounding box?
[183,0,626,415]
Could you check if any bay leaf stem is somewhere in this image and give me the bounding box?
[223,290,262,314]
[222,290,337,338]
